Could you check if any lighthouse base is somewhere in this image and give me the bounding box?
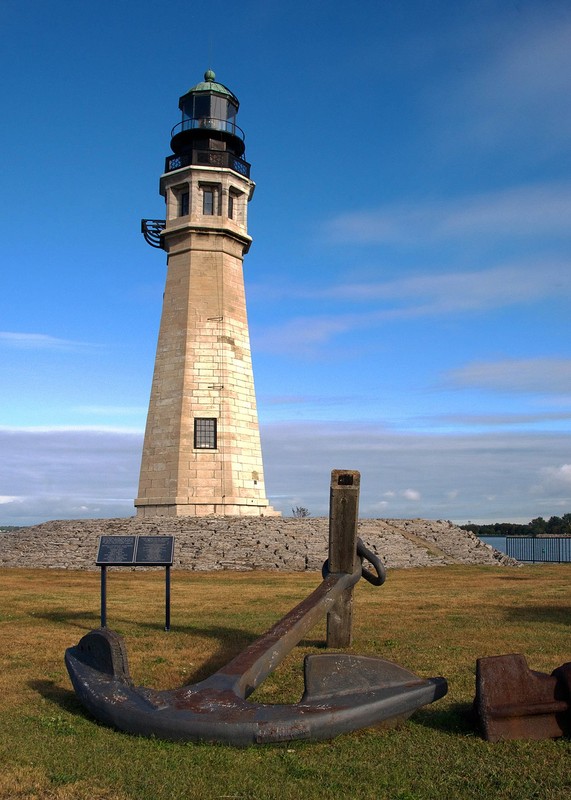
[134,500,280,518]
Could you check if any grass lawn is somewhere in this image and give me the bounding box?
[0,564,569,799]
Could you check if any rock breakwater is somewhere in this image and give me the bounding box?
[0,516,516,570]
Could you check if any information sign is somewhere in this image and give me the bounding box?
[96,535,136,565]
[135,536,174,565]
[95,535,175,630]
[96,535,174,566]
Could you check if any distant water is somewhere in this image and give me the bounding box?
[479,536,507,554]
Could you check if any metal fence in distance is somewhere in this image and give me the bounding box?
[506,537,571,563]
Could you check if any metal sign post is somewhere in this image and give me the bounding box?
[165,565,171,632]
[95,535,175,630]
[100,565,107,628]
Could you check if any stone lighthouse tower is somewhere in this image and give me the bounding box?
[135,71,277,518]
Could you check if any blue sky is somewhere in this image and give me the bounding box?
[1,0,571,525]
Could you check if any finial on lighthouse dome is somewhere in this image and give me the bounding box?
[204,68,215,82]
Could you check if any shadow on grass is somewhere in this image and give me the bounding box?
[59,621,264,686]
[29,679,83,714]
[163,629,325,683]
[411,702,478,736]
[35,609,101,629]
[504,605,571,626]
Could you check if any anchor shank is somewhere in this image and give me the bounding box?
[204,566,362,699]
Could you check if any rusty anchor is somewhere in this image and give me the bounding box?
[65,471,447,745]
[474,654,571,742]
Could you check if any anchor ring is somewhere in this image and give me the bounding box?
[357,538,386,586]
[321,538,386,586]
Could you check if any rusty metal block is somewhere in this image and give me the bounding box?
[474,654,571,741]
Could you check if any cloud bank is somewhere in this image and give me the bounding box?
[1,424,570,527]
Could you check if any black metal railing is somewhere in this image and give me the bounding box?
[506,536,571,563]
[170,117,245,141]
[165,150,250,177]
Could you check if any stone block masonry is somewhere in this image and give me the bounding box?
[0,517,517,571]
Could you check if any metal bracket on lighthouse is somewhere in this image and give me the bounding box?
[141,218,166,249]
[65,470,447,746]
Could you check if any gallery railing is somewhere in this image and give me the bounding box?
[164,149,250,177]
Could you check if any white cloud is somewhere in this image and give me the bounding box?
[460,16,571,152]
[433,411,571,428]
[75,405,147,417]
[0,332,94,351]
[328,261,570,313]
[446,358,571,395]
[253,262,570,355]
[0,428,142,525]
[260,421,571,522]
[1,423,571,526]
[323,182,571,245]
[254,315,356,357]
[537,464,571,490]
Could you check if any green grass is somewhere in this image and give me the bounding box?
[0,565,570,799]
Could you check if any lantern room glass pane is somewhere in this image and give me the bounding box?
[211,95,225,122]
[193,95,210,119]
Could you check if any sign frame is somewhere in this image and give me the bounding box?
[96,535,175,631]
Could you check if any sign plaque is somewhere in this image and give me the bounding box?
[96,535,136,565]
[96,535,174,566]
[135,536,174,566]
[95,535,175,630]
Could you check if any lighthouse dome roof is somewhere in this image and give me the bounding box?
[186,70,239,105]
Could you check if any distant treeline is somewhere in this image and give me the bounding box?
[462,514,571,538]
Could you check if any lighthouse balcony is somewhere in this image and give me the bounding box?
[165,149,251,178]
[171,117,245,141]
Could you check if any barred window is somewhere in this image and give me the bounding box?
[194,418,217,449]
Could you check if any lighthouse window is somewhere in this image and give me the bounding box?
[194,418,217,449]
[202,184,221,216]
[228,189,241,220]
[179,191,189,216]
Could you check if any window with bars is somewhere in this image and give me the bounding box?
[194,418,217,449]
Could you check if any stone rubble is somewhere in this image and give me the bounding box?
[0,516,517,570]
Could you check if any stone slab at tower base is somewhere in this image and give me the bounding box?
[136,502,279,518]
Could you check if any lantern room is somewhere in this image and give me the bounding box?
[170,69,246,159]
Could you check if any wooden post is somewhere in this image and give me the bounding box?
[326,469,360,648]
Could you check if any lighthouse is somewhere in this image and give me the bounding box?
[136,71,277,517]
